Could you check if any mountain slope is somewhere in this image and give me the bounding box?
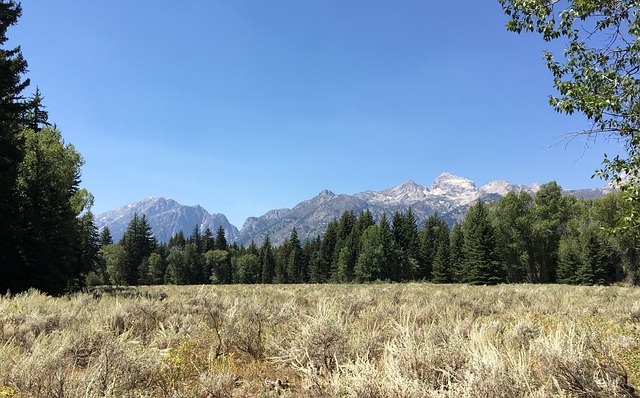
[96,173,613,246]
[235,173,611,245]
[95,197,239,243]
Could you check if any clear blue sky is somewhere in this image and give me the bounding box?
[11,1,625,227]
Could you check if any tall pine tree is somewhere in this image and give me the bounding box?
[462,201,504,285]
[0,1,29,293]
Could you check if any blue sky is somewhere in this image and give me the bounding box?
[12,1,625,227]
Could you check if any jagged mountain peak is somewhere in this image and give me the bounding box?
[318,189,336,198]
[400,179,420,188]
[95,197,238,243]
[96,173,613,247]
[380,180,429,202]
[430,172,477,199]
[479,180,514,196]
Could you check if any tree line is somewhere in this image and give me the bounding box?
[88,182,639,287]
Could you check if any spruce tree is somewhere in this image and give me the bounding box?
[355,225,384,282]
[260,236,275,284]
[201,227,215,252]
[214,226,228,251]
[419,213,448,280]
[168,230,186,251]
[430,219,451,283]
[316,220,338,283]
[557,233,582,285]
[189,225,202,252]
[391,210,419,281]
[120,213,155,285]
[378,214,399,281]
[26,87,49,132]
[449,223,465,283]
[77,211,100,288]
[286,228,304,283]
[99,226,113,247]
[0,1,29,293]
[462,201,504,285]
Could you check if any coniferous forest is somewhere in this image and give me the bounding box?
[87,182,640,288]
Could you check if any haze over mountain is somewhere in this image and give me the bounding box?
[95,172,613,245]
[94,197,239,244]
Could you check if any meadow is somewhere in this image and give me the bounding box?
[1,283,639,397]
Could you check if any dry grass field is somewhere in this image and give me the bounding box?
[1,283,640,397]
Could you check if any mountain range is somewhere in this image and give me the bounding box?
[94,172,613,246]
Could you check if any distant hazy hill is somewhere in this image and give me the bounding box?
[94,197,239,243]
[95,172,612,245]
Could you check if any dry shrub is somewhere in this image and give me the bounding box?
[9,332,74,398]
[1,284,640,397]
[226,298,269,360]
[76,335,159,397]
[531,328,636,397]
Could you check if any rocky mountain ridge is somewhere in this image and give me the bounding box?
[95,172,613,245]
[95,197,239,243]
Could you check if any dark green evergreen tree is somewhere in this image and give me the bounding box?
[0,1,30,293]
[77,211,100,288]
[429,219,451,283]
[378,214,400,281]
[214,226,228,251]
[201,227,215,253]
[120,213,156,285]
[99,226,113,247]
[355,225,384,282]
[303,236,322,283]
[26,87,49,132]
[391,209,419,281]
[419,213,448,280]
[462,201,504,285]
[449,223,465,283]
[168,230,186,251]
[189,225,202,252]
[315,219,338,283]
[331,211,356,279]
[184,241,205,283]
[274,239,289,284]
[354,209,376,235]
[286,228,305,283]
[260,236,275,284]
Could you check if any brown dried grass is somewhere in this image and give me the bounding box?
[0,284,638,397]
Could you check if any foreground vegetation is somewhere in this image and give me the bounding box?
[1,283,639,397]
